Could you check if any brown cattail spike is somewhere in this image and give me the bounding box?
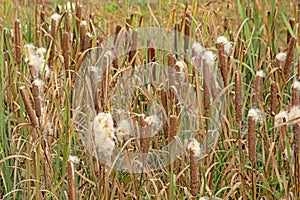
[62,32,70,71]
[79,21,87,51]
[292,81,300,106]
[283,37,297,81]
[67,156,78,200]
[20,86,38,127]
[252,70,264,107]
[169,115,177,142]
[270,82,278,116]
[235,71,242,122]
[32,80,42,118]
[14,19,21,65]
[188,139,200,197]
[140,115,150,154]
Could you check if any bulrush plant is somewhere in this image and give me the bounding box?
[3,0,300,199]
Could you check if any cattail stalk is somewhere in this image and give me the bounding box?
[83,32,92,52]
[287,18,295,44]
[14,19,21,65]
[188,141,199,198]
[140,115,150,154]
[75,3,82,33]
[161,89,168,139]
[20,86,38,127]
[169,115,177,142]
[79,21,87,51]
[40,10,46,46]
[292,123,300,198]
[217,40,228,86]
[283,37,296,81]
[235,71,242,122]
[67,159,76,200]
[49,17,58,68]
[248,113,256,200]
[63,32,70,71]
[252,71,263,107]
[147,40,156,81]
[292,84,299,106]
[235,70,247,200]
[270,82,277,116]
[113,24,122,71]
[184,13,190,63]
[31,81,41,118]
[129,30,138,69]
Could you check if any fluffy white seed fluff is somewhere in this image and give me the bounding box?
[274,110,288,127]
[292,80,300,91]
[288,106,300,125]
[93,112,115,155]
[202,50,215,67]
[33,79,43,90]
[256,70,265,77]
[80,20,88,26]
[175,61,186,72]
[192,42,204,58]
[68,155,80,164]
[36,47,46,59]
[276,52,287,62]
[248,108,262,122]
[188,139,201,158]
[217,36,232,55]
[116,119,132,140]
[145,115,162,136]
[216,36,228,44]
[51,13,61,21]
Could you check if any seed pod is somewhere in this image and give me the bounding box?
[20,86,38,127]
[235,71,242,122]
[270,82,277,116]
[283,37,296,81]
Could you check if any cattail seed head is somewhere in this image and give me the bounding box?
[116,119,132,140]
[248,109,257,163]
[188,138,200,197]
[216,36,232,55]
[20,86,38,127]
[192,42,203,58]
[283,37,297,80]
[93,112,115,156]
[235,71,242,122]
[270,82,278,117]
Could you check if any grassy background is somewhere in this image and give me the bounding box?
[0,0,299,199]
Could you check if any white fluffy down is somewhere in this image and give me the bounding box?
[274,110,288,127]
[93,112,115,155]
[188,139,201,158]
[288,106,300,125]
[116,119,132,140]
